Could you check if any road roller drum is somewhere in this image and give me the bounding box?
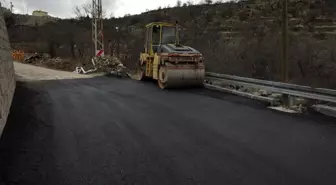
[158,63,205,89]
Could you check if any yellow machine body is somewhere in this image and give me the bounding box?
[137,22,205,89]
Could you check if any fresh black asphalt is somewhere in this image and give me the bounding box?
[0,76,335,185]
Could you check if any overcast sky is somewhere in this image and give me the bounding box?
[0,0,207,18]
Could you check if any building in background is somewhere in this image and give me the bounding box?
[32,10,48,17]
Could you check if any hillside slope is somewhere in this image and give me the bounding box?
[5,0,336,88]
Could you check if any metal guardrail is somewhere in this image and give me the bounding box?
[205,72,336,104]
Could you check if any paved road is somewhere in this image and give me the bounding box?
[0,63,336,185]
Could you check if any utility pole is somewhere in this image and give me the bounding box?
[108,40,112,56]
[281,0,288,82]
[92,0,104,57]
[116,26,120,58]
[10,2,13,12]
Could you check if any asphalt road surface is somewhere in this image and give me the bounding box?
[0,63,336,185]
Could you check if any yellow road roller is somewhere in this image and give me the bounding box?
[136,22,205,89]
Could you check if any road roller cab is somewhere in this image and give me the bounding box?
[137,22,205,89]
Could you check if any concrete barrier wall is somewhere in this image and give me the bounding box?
[0,11,15,134]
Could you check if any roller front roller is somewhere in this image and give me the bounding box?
[158,63,205,89]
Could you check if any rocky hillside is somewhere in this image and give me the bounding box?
[5,0,336,88]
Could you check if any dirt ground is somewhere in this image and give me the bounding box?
[14,62,99,81]
[23,54,92,72]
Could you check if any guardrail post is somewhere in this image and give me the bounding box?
[288,95,295,107]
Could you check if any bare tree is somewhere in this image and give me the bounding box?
[206,0,213,4]
[73,3,106,19]
[73,3,92,18]
[186,1,193,6]
[215,0,223,4]
[176,0,182,7]
[201,0,213,4]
